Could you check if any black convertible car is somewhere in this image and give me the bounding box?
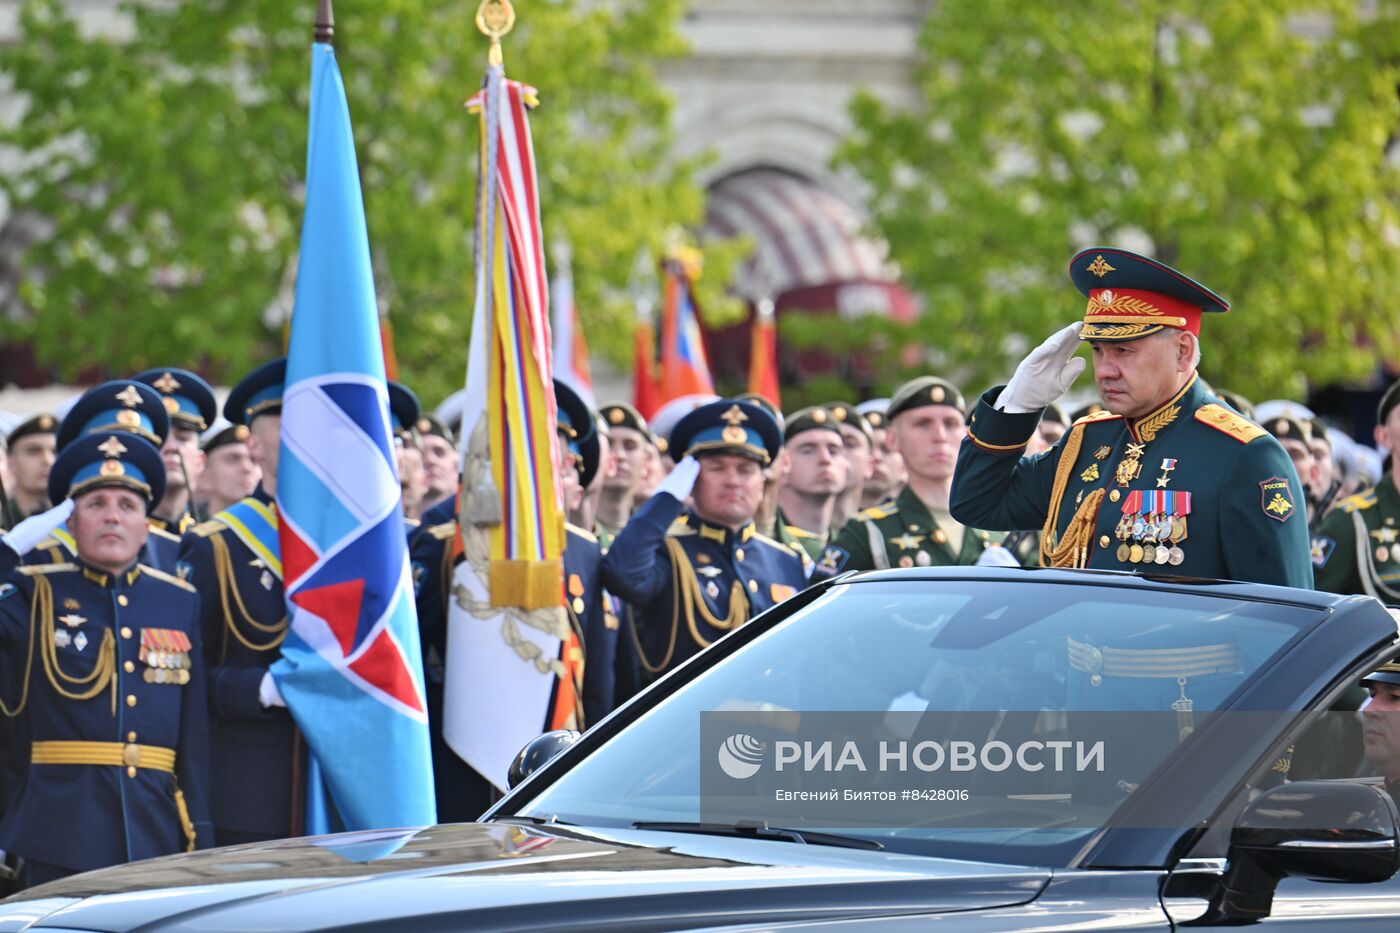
[4,567,1400,931]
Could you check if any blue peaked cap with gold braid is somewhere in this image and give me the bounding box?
[670,399,782,465]
[224,357,287,426]
[49,430,166,511]
[133,368,218,433]
[57,380,171,450]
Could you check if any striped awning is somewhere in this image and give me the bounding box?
[704,168,897,300]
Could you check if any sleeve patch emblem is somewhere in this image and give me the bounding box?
[814,545,849,577]
[1310,536,1336,569]
[1260,477,1296,523]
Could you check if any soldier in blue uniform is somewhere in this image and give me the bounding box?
[175,358,300,846]
[133,368,218,539]
[602,399,808,679]
[950,248,1312,588]
[0,431,211,887]
[30,381,175,572]
[408,380,612,820]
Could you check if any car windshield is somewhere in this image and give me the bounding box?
[510,578,1321,866]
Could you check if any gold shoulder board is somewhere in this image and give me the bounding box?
[191,520,227,538]
[783,524,819,540]
[18,562,79,576]
[1073,410,1123,426]
[427,522,458,541]
[858,505,895,520]
[566,522,598,543]
[1194,404,1266,443]
[147,525,181,543]
[1340,491,1378,513]
[139,564,197,593]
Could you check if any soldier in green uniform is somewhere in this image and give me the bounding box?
[3,415,57,522]
[825,402,874,533]
[814,378,1007,578]
[855,399,905,509]
[949,247,1312,589]
[774,406,847,561]
[1313,380,1400,601]
[596,403,655,549]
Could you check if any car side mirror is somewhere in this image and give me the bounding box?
[1198,781,1400,923]
[507,730,580,790]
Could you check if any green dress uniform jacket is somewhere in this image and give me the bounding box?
[812,486,999,579]
[1313,474,1400,602]
[950,375,1313,589]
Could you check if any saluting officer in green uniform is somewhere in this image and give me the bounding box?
[813,378,1007,579]
[1313,380,1400,601]
[949,247,1312,589]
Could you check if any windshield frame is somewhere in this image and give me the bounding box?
[487,568,1368,869]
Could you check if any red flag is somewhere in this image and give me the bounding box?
[632,316,660,418]
[747,299,779,409]
[657,251,715,405]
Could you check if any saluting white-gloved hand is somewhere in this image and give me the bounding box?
[1,498,75,557]
[654,455,701,502]
[996,322,1087,414]
[975,545,1021,568]
[258,672,286,709]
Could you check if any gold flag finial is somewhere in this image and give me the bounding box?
[476,0,516,67]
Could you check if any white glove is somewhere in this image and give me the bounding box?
[996,322,1086,414]
[654,455,701,502]
[976,545,1021,568]
[258,671,286,708]
[2,498,75,556]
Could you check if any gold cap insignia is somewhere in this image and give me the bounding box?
[812,409,827,423]
[720,404,749,427]
[417,417,432,433]
[97,436,128,457]
[1086,255,1116,278]
[115,385,143,408]
[163,397,180,414]
[152,372,181,394]
[116,410,141,428]
[608,409,625,425]
[931,386,945,403]
[234,425,250,441]
[100,459,125,477]
[38,415,55,431]
[721,425,748,444]
[832,407,847,421]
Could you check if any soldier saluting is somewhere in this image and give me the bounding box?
[602,400,808,678]
[950,248,1312,588]
[0,431,211,887]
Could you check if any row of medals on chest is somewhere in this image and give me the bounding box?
[1082,442,1190,567]
[52,606,191,685]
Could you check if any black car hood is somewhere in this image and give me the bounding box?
[0,822,1048,932]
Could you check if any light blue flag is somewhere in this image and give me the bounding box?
[273,41,436,833]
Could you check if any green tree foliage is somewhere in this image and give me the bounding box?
[835,1,1400,401]
[1,0,730,404]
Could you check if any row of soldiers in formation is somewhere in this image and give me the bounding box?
[0,247,1397,890]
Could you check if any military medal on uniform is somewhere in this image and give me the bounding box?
[140,628,193,685]
[1116,489,1190,566]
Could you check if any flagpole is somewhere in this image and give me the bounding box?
[315,0,333,43]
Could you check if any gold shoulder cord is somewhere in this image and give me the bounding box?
[1040,423,1106,569]
[564,602,587,731]
[667,537,749,649]
[629,553,682,675]
[3,575,118,716]
[0,578,39,719]
[210,533,287,653]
